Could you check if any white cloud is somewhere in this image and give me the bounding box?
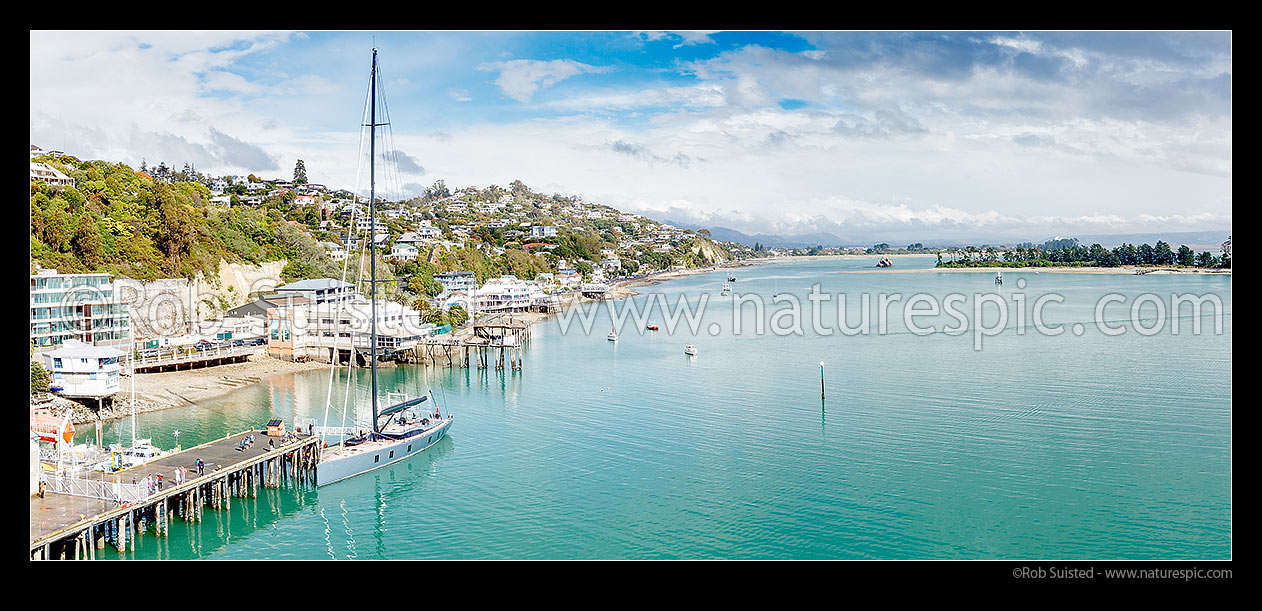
[476,59,609,103]
[29,31,1230,241]
[672,31,718,48]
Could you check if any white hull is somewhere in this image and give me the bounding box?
[316,418,452,486]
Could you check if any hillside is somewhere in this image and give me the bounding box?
[29,156,338,285]
[30,157,750,313]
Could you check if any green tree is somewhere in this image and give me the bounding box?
[72,214,105,269]
[293,159,308,185]
[1176,245,1195,267]
[1154,241,1175,265]
[31,361,50,393]
[448,304,469,327]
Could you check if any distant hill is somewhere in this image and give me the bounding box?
[666,222,848,249]
[667,221,1231,252]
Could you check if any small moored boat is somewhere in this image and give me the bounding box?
[684,344,698,356]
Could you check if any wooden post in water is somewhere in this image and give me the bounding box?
[820,361,825,401]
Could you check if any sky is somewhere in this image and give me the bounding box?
[29,30,1232,243]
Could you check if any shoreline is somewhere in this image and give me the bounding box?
[44,255,1225,425]
[855,265,1232,275]
[43,354,330,426]
[609,257,776,298]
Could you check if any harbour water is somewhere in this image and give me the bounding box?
[78,256,1232,559]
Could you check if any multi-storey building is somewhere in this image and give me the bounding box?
[30,270,130,348]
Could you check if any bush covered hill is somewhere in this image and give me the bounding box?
[29,156,743,310]
[29,156,341,284]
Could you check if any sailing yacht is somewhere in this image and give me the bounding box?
[94,331,168,472]
[316,48,452,487]
[607,326,619,341]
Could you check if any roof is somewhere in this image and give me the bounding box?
[225,295,314,318]
[274,278,355,291]
[46,339,124,359]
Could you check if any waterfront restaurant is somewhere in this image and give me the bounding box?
[41,339,123,399]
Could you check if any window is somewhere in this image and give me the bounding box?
[53,358,62,369]
[408,444,412,452]
[389,451,394,458]
[374,455,379,463]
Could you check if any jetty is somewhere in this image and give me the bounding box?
[30,429,320,560]
[129,344,262,373]
[402,314,530,370]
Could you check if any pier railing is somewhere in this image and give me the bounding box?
[313,425,357,440]
[128,345,261,367]
[43,473,150,504]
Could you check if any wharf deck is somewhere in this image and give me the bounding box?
[30,429,319,555]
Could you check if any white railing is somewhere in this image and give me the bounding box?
[43,473,150,504]
[129,345,261,367]
[313,426,357,439]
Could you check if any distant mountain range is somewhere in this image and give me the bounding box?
[665,223,851,249]
[665,221,1230,252]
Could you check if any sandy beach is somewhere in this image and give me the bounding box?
[45,354,330,425]
[609,258,775,298]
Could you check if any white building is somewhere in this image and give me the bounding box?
[42,339,123,399]
[320,241,348,262]
[267,298,440,359]
[390,243,419,261]
[30,270,131,348]
[355,218,388,236]
[435,271,478,296]
[475,276,546,312]
[30,162,75,187]
[531,225,558,238]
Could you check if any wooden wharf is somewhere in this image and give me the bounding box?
[29,429,321,560]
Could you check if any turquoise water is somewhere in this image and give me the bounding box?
[82,256,1232,559]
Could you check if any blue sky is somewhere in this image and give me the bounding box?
[30,30,1231,242]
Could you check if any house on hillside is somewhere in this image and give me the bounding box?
[30,162,75,187]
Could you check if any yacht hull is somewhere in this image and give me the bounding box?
[316,419,452,486]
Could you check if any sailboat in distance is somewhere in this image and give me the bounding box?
[315,48,452,487]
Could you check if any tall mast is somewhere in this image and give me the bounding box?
[130,326,136,447]
[369,48,380,434]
